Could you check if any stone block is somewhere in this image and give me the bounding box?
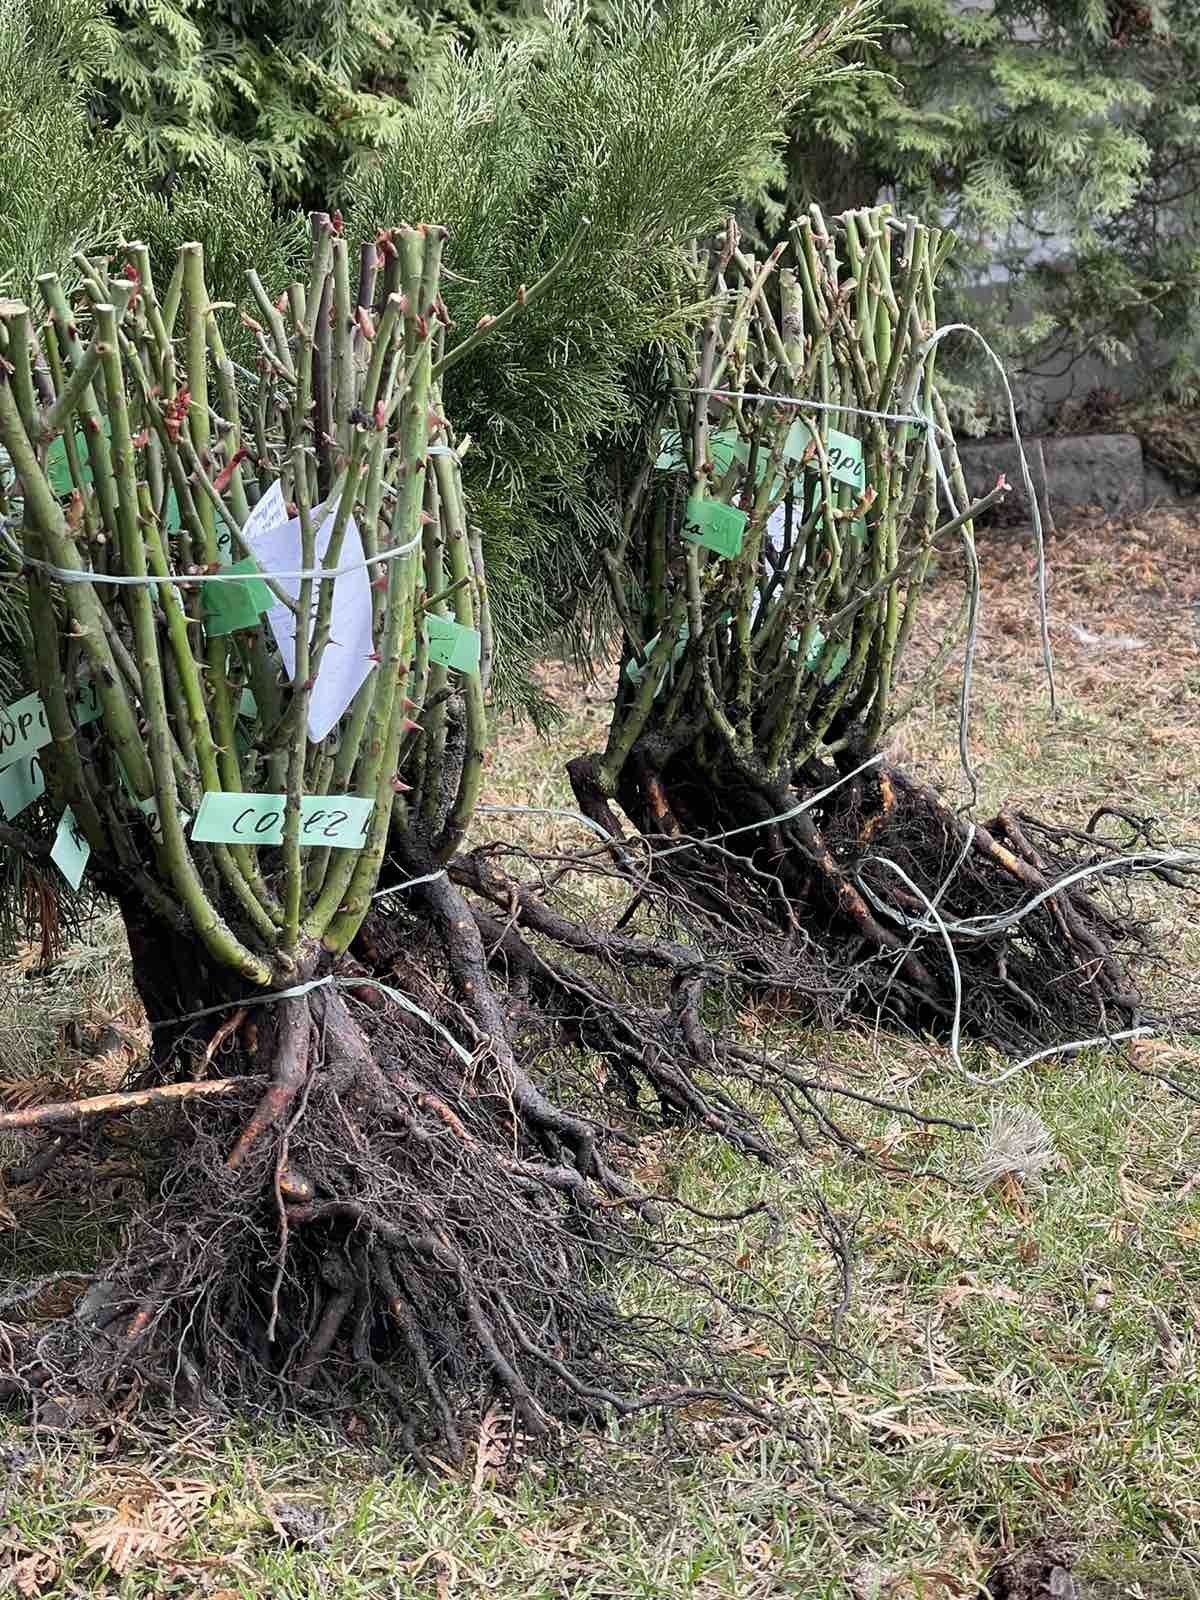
[954,437,1052,528]
[955,431,1148,525]
[1042,433,1144,516]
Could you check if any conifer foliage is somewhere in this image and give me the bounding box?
[351,0,873,707]
[0,0,122,304]
[97,0,436,204]
[767,0,1200,415]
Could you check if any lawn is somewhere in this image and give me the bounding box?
[1,508,1198,1599]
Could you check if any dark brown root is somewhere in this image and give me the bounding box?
[561,748,1198,1061]
[439,848,973,1160]
[0,878,851,1468]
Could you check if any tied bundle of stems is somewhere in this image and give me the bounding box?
[569,204,1165,1056]
[594,203,998,801]
[0,215,488,990]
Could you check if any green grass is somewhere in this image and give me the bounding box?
[2,510,1199,1596]
[3,1047,1198,1594]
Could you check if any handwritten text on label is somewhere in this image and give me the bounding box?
[190,791,375,848]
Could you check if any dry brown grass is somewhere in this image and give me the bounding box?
[896,505,1200,840]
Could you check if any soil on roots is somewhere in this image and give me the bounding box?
[565,748,1196,1060]
[0,880,820,1465]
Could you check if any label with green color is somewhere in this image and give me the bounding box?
[625,621,690,692]
[664,430,746,479]
[50,806,90,889]
[800,624,852,685]
[190,791,375,848]
[0,681,102,773]
[825,429,864,490]
[202,558,276,637]
[655,430,687,470]
[47,418,181,531]
[115,761,190,841]
[658,429,747,476]
[783,420,864,490]
[681,496,747,559]
[47,420,109,496]
[0,754,45,819]
[137,794,190,843]
[425,616,482,673]
[657,429,785,495]
[822,642,852,684]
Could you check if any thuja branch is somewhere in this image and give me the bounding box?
[433,216,593,379]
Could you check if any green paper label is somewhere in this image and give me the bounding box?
[0,682,102,773]
[825,429,864,490]
[655,430,686,470]
[798,623,823,662]
[115,762,190,841]
[425,616,482,673]
[46,418,110,496]
[0,754,45,819]
[190,791,375,848]
[47,436,76,496]
[235,688,257,757]
[625,621,690,693]
[202,558,275,638]
[822,642,852,685]
[657,429,784,496]
[799,625,851,685]
[782,418,810,464]
[50,806,90,890]
[669,431,747,479]
[137,794,190,842]
[657,429,743,476]
[681,495,747,559]
[784,420,864,490]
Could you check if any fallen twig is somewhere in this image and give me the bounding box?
[0,1076,257,1132]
